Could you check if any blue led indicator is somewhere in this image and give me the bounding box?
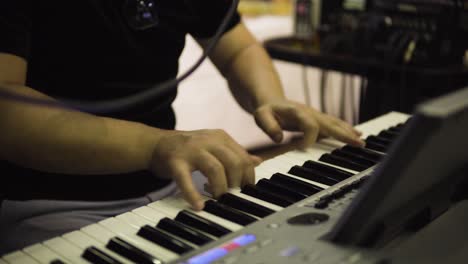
[232,234,256,246]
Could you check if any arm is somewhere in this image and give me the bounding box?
[0,53,160,175]
[197,22,365,147]
[0,53,258,210]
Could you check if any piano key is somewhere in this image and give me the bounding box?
[302,160,354,181]
[319,154,367,172]
[137,225,194,254]
[269,173,324,196]
[284,150,357,174]
[156,218,214,246]
[116,212,156,229]
[241,185,294,207]
[340,145,384,162]
[378,130,399,140]
[106,237,162,264]
[217,193,275,218]
[2,251,40,264]
[23,244,64,264]
[62,231,132,264]
[203,200,258,226]
[364,140,387,153]
[330,149,376,168]
[256,179,308,202]
[228,189,283,211]
[82,223,171,262]
[288,165,341,185]
[81,247,123,264]
[148,196,243,232]
[42,237,90,264]
[49,261,66,264]
[174,210,231,238]
[98,218,178,261]
[0,259,8,264]
[388,126,403,133]
[366,135,392,146]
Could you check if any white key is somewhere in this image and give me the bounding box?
[2,251,39,264]
[228,189,283,211]
[42,237,90,264]
[148,195,243,231]
[99,217,178,261]
[23,244,63,264]
[62,231,132,264]
[132,206,167,223]
[0,258,8,264]
[116,212,157,229]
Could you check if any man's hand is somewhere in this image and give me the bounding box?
[253,99,365,148]
[149,129,262,211]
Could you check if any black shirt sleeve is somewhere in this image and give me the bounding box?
[0,0,33,59]
[185,0,241,39]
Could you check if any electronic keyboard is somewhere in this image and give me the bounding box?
[1,111,410,264]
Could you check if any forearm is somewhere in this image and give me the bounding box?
[223,43,286,113]
[0,84,161,175]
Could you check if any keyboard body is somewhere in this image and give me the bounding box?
[1,112,410,264]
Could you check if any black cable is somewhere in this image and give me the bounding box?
[0,0,240,114]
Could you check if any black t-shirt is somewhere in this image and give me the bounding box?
[0,0,240,201]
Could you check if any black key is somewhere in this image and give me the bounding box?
[319,154,368,172]
[331,149,376,168]
[388,126,403,133]
[218,193,275,218]
[50,260,67,264]
[82,246,123,264]
[367,135,391,146]
[270,173,323,195]
[157,218,213,246]
[256,179,308,202]
[378,130,399,140]
[302,160,354,181]
[288,165,340,185]
[203,200,257,226]
[364,140,387,153]
[137,225,194,254]
[175,210,231,238]
[106,237,162,264]
[341,145,383,162]
[241,184,294,207]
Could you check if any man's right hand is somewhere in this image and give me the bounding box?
[149,129,262,211]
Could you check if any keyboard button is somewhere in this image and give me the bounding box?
[241,184,294,207]
[23,244,64,264]
[364,140,387,153]
[137,225,194,254]
[269,173,324,196]
[218,193,275,218]
[2,251,40,264]
[157,218,213,246]
[43,237,90,264]
[319,154,367,172]
[288,165,341,185]
[378,130,399,140]
[256,179,308,202]
[340,145,384,162]
[367,135,392,146]
[174,210,231,238]
[302,160,354,181]
[82,246,123,264]
[106,237,162,264]
[203,200,257,226]
[331,149,376,168]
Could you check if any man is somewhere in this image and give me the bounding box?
[0,0,364,253]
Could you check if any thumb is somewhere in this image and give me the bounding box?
[254,107,283,143]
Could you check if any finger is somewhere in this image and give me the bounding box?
[254,107,284,143]
[326,124,365,147]
[242,160,256,187]
[294,111,320,147]
[196,151,228,198]
[250,155,263,166]
[209,147,243,188]
[170,160,205,211]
